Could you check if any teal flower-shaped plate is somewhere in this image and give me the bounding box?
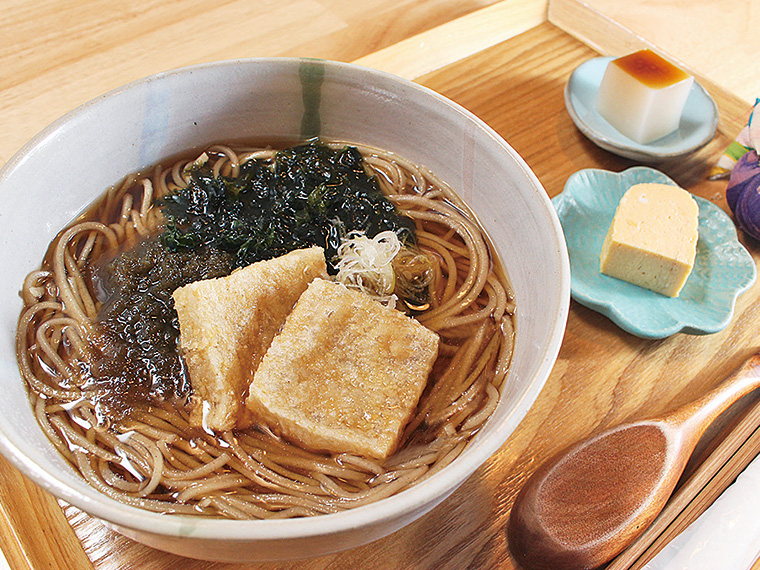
[553,167,756,338]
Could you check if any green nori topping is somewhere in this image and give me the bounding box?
[89,142,415,415]
[160,142,415,272]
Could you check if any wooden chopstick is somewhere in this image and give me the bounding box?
[607,395,760,570]
[623,425,760,570]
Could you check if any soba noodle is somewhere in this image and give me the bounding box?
[16,141,515,518]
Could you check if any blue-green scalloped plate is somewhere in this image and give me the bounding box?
[553,167,756,339]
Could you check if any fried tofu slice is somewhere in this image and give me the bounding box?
[246,278,439,460]
[172,247,327,431]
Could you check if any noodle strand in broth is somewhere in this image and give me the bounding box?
[16,141,515,518]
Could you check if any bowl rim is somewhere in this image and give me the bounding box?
[0,56,570,541]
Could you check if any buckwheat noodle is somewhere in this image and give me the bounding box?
[16,141,516,518]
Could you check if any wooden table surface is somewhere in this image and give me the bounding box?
[2,1,760,569]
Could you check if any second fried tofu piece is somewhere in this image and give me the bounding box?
[246,278,439,460]
[172,247,327,431]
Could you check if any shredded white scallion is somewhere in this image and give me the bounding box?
[182,152,209,175]
[334,230,401,304]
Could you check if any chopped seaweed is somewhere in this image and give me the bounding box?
[90,141,416,412]
[93,240,233,417]
[160,141,416,272]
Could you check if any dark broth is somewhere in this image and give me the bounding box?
[87,239,233,419]
[74,140,418,421]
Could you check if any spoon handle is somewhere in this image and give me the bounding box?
[666,353,760,444]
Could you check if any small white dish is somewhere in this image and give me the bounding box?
[565,57,719,162]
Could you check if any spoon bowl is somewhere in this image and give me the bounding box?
[508,354,760,570]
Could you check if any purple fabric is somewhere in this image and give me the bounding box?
[727,150,760,214]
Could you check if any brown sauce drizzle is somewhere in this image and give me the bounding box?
[612,49,690,89]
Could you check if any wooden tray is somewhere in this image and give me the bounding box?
[1,7,756,570]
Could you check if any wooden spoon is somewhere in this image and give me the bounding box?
[507,353,760,570]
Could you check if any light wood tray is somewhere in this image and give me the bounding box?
[1,4,756,569]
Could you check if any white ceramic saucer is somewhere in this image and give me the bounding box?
[564,56,719,162]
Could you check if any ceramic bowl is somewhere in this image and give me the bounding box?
[0,58,570,562]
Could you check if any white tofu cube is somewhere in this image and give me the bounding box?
[596,50,693,144]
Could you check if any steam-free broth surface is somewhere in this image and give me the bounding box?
[17,140,516,518]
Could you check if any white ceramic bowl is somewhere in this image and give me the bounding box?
[0,58,569,562]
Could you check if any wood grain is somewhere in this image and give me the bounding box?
[510,354,760,570]
[0,0,500,167]
[548,0,751,137]
[355,0,548,80]
[564,0,760,105]
[1,1,758,569]
[41,22,758,570]
[0,455,94,570]
[609,398,760,569]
